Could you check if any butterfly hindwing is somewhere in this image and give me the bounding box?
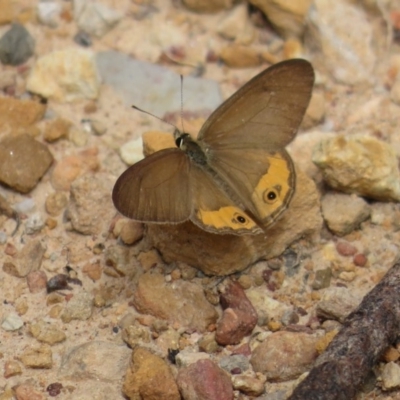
[189,163,262,235]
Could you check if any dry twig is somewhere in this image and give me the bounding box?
[289,262,400,400]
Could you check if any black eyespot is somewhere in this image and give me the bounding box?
[236,215,246,224]
[263,187,280,204]
[267,191,277,200]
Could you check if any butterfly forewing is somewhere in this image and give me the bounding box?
[112,148,192,223]
[198,59,314,150]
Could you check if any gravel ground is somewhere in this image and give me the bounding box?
[1,1,400,399]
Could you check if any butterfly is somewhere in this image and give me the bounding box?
[112,59,315,235]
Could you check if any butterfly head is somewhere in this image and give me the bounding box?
[175,132,191,150]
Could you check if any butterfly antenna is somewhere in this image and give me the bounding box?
[131,105,179,132]
[180,75,185,134]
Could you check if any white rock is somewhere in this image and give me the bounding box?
[2,312,24,331]
[26,48,101,102]
[25,212,45,234]
[313,134,400,202]
[321,193,371,236]
[120,138,144,166]
[59,341,130,381]
[316,287,361,323]
[74,0,123,38]
[37,1,61,27]
[381,361,400,390]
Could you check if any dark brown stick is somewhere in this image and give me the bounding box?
[289,262,400,400]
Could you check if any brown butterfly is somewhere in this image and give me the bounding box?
[112,59,314,235]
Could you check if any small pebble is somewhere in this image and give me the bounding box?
[0,23,35,65]
[51,148,100,191]
[177,359,234,400]
[4,360,22,378]
[89,119,107,136]
[383,347,400,362]
[1,312,24,331]
[198,333,219,353]
[0,69,16,90]
[339,271,356,281]
[217,3,255,44]
[66,173,115,235]
[45,217,57,229]
[120,138,144,165]
[302,91,326,129]
[69,126,88,146]
[353,253,367,267]
[119,220,144,245]
[82,261,102,281]
[219,45,262,68]
[3,239,46,278]
[44,117,72,142]
[137,250,162,271]
[5,242,17,256]
[381,361,400,390]
[0,231,7,244]
[336,241,358,256]
[27,48,101,102]
[20,344,53,368]
[74,30,93,47]
[45,191,68,216]
[30,320,66,344]
[46,382,63,396]
[317,286,361,322]
[60,291,93,322]
[321,193,370,236]
[46,274,71,292]
[37,1,61,27]
[83,101,97,113]
[312,268,332,290]
[27,270,47,293]
[15,297,28,315]
[74,1,123,38]
[13,384,45,400]
[219,354,250,374]
[14,198,36,213]
[25,212,45,234]
[0,134,53,194]
[232,374,265,397]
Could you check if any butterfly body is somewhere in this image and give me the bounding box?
[113,59,315,235]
